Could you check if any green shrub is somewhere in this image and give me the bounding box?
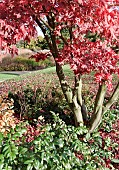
[0,113,116,170]
[13,57,39,71]
[8,86,69,123]
[39,57,55,68]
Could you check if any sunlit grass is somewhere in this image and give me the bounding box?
[0,73,18,81]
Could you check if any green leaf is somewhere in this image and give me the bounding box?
[20,128,27,134]
[85,133,91,140]
[111,159,119,163]
[33,159,40,170]
[4,165,12,170]
[0,163,4,169]
[0,154,4,162]
[55,139,64,148]
[19,147,28,154]
[12,132,21,138]
[24,159,34,164]
[0,132,3,144]
[6,152,10,158]
[2,144,10,153]
[27,164,33,170]
[10,152,16,160]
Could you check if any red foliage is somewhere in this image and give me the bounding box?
[75,151,84,160]
[99,120,119,169]
[25,124,41,143]
[30,51,50,62]
[0,0,118,88]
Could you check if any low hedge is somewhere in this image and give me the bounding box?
[0,56,55,71]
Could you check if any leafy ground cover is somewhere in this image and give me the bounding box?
[0,66,119,170]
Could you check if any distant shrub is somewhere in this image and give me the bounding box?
[39,56,55,68]
[0,56,12,71]
[13,57,39,71]
[0,55,55,71]
[0,56,39,71]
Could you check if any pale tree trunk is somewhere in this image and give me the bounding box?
[89,83,106,133]
[55,63,84,126]
[89,81,119,133]
[56,65,88,126]
[55,64,119,132]
[71,75,88,126]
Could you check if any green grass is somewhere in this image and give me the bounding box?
[35,64,72,74]
[0,73,18,81]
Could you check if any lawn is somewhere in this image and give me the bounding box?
[0,73,18,81]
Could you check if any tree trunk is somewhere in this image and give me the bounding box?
[89,83,106,133]
[72,95,83,126]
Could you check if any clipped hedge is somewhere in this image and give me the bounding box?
[13,56,39,71]
[0,56,39,71]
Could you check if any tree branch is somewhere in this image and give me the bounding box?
[60,33,68,45]
[33,16,53,52]
[74,75,82,105]
[74,75,88,123]
[89,83,106,133]
[93,83,107,114]
[103,81,119,114]
[39,17,53,32]
[69,26,73,43]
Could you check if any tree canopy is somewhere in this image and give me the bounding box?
[0,0,119,85]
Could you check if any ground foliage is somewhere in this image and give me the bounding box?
[0,0,119,131]
[0,111,118,170]
[0,72,118,169]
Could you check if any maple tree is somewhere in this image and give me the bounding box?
[0,0,119,132]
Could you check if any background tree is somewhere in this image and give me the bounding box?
[16,36,49,51]
[0,0,119,133]
[36,36,49,50]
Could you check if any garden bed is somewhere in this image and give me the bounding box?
[0,67,118,169]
